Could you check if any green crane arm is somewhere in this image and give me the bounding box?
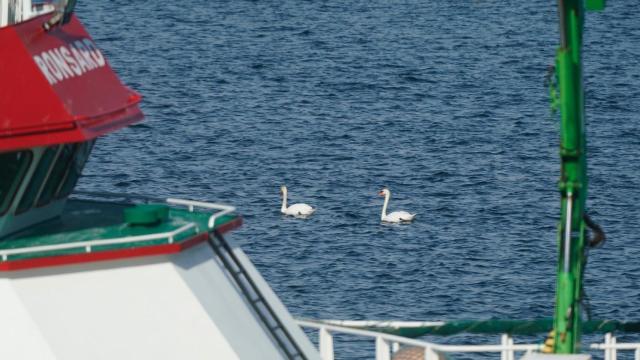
[552,0,605,354]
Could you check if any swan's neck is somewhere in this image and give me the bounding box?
[281,189,288,212]
[381,193,390,220]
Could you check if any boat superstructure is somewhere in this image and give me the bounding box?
[0,1,319,358]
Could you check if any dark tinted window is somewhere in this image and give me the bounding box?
[56,140,95,199]
[16,146,57,214]
[0,151,32,215]
[36,144,76,207]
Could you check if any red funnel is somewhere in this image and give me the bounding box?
[0,13,143,151]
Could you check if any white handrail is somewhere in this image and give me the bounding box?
[299,319,547,360]
[0,223,196,261]
[299,321,640,360]
[0,192,237,261]
[298,320,541,353]
[166,198,235,229]
[591,333,640,360]
[319,327,334,360]
[73,191,236,229]
[298,319,443,350]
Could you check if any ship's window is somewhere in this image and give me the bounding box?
[15,146,58,214]
[55,140,95,199]
[0,151,32,216]
[36,143,76,207]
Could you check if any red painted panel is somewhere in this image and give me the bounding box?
[0,13,143,151]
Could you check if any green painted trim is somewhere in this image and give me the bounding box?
[347,319,640,338]
[0,199,238,261]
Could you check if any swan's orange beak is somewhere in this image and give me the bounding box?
[378,190,384,196]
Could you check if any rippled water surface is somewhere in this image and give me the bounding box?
[77,1,640,358]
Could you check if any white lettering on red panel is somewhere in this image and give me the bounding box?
[32,38,107,85]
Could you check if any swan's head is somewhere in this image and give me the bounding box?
[378,188,390,197]
[280,185,287,196]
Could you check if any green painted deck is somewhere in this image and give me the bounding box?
[0,199,238,261]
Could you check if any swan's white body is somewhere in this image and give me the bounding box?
[280,186,315,218]
[378,188,416,223]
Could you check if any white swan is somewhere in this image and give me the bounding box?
[378,188,416,223]
[280,185,315,218]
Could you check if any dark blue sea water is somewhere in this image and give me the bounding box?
[76,1,640,358]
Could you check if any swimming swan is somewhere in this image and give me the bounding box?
[280,185,315,218]
[378,188,416,223]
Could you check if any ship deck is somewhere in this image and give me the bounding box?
[0,192,241,271]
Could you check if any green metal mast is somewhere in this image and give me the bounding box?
[552,0,604,354]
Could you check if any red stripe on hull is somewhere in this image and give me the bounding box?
[0,217,242,272]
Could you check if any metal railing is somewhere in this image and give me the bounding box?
[591,333,640,360]
[298,320,540,360]
[298,320,640,360]
[74,191,236,229]
[166,198,235,229]
[0,191,236,261]
[0,222,196,261]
